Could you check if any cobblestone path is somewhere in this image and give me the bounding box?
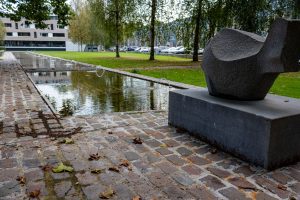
[0,52,299,200]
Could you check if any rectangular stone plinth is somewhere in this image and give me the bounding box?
[169,88,300,170]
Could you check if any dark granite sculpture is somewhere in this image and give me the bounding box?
[202,18,300,100]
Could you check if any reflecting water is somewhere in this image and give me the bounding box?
[14,51,174,115]
[13,52,93,71]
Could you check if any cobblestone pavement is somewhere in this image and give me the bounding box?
[0,53,300,200]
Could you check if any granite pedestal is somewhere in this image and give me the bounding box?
[169,88,300,170]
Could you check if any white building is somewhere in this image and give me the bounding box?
[1,15,69,51]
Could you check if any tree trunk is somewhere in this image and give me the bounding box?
[192,0,202,62]
[115,0,120,58]
[149,0,157,61]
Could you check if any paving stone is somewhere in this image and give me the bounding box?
[254,175,291,199]
[124,151,140,161]
[75,171,98,185]
[200,175,225,190]
[155,161,178,174]
[144,139,162,148]
[145,152,161,164]
[156,147,173,156]
[26,181,48,196]
[187,185,218,200]
[54,181,76,198]
[188,155,211,166]
[219,187,250,200]
[162,139,180,147]
[207,166,231,178]
[133,161,150,173]
[51,172,70,180]
[113,183,135,200]
[0,168,20,182]
[233,165,255,177]
[256,192,278,200]
[176,147,193,157]
[182,165,202,175]
[270,171,293,184]
[163,185,194,199]
[0,158,17,169]
[228,176,257,190]
[171,172,194,186]
[82,184,106,200]
[0,180,20,198]
[166,155,187,166]
[23,159,40,169]
[147,172,173,187]
[24,168,44,182]
[290,182,300,193]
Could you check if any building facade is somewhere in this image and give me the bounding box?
[1,16,68,51]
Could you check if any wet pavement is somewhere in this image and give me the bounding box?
[0,52,300,200]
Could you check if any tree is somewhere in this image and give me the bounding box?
[149,0,157,60]
[68,2,90,51]
[0,21,5,45]
[0,0,72,29]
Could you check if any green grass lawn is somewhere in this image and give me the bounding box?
[36,51,300,98]
[36,51,199,69]
[136,68,300,99]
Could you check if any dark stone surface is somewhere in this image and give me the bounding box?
[202,18,300,100]
[168,88,300,169]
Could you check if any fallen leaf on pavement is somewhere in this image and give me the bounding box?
[100,186,115,199]
[52,163,74,173]
[159,144,168,148]
[108,167,120,173]
[132,196,142,200]
[40,164,53,172]
[28,189,41,198]
[91,169,104,174]
[210,148,218,154]
[88,153,101,161]
[119,160,132,171]
[108,131,113,134]
[278,184,287,191]
[16,176,26,185]
[133,137,143,144]
[58,138,74,144]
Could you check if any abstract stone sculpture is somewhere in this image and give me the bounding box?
[202,18,300,100]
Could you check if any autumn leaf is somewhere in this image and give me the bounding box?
[28,189,41,198]
[108,131,113,134]
[159,144,168,148]
[40,164,53,172]
[91,169,103,174]
[133,137,143,144]
[58,138,74,144]
[278,184,287,191]
[16,176,26,185]
[210,148,218,154]
[52,163,74,173]
[100,186,115,199]
[108,167,120,173]
[88,153,101,161]
[132,196,142,200]
[119,160,132,171]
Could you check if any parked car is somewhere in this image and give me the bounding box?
[134,47,141,52]
[198,48,204,54]
[161,47,176,54]
[139,47,150,53]
[173,47,185,54]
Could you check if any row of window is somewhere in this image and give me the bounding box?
[6,32,65,37]
[4,22,65,30]
[4,40,66,47]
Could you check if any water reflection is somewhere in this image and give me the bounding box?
[13,52,93,71]
[28,71,172,115]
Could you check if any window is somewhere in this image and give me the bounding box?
[4,23,12,27]
[53,33,65,37]
[50,24,54,30]
[34,32,37,38]
[6,32,13,36]
[49,16,58,20]
[18,32,30,36]
[57,24,65,29]
[40,33,48,37]
[25,21,30,28]
[15,23,18,29]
